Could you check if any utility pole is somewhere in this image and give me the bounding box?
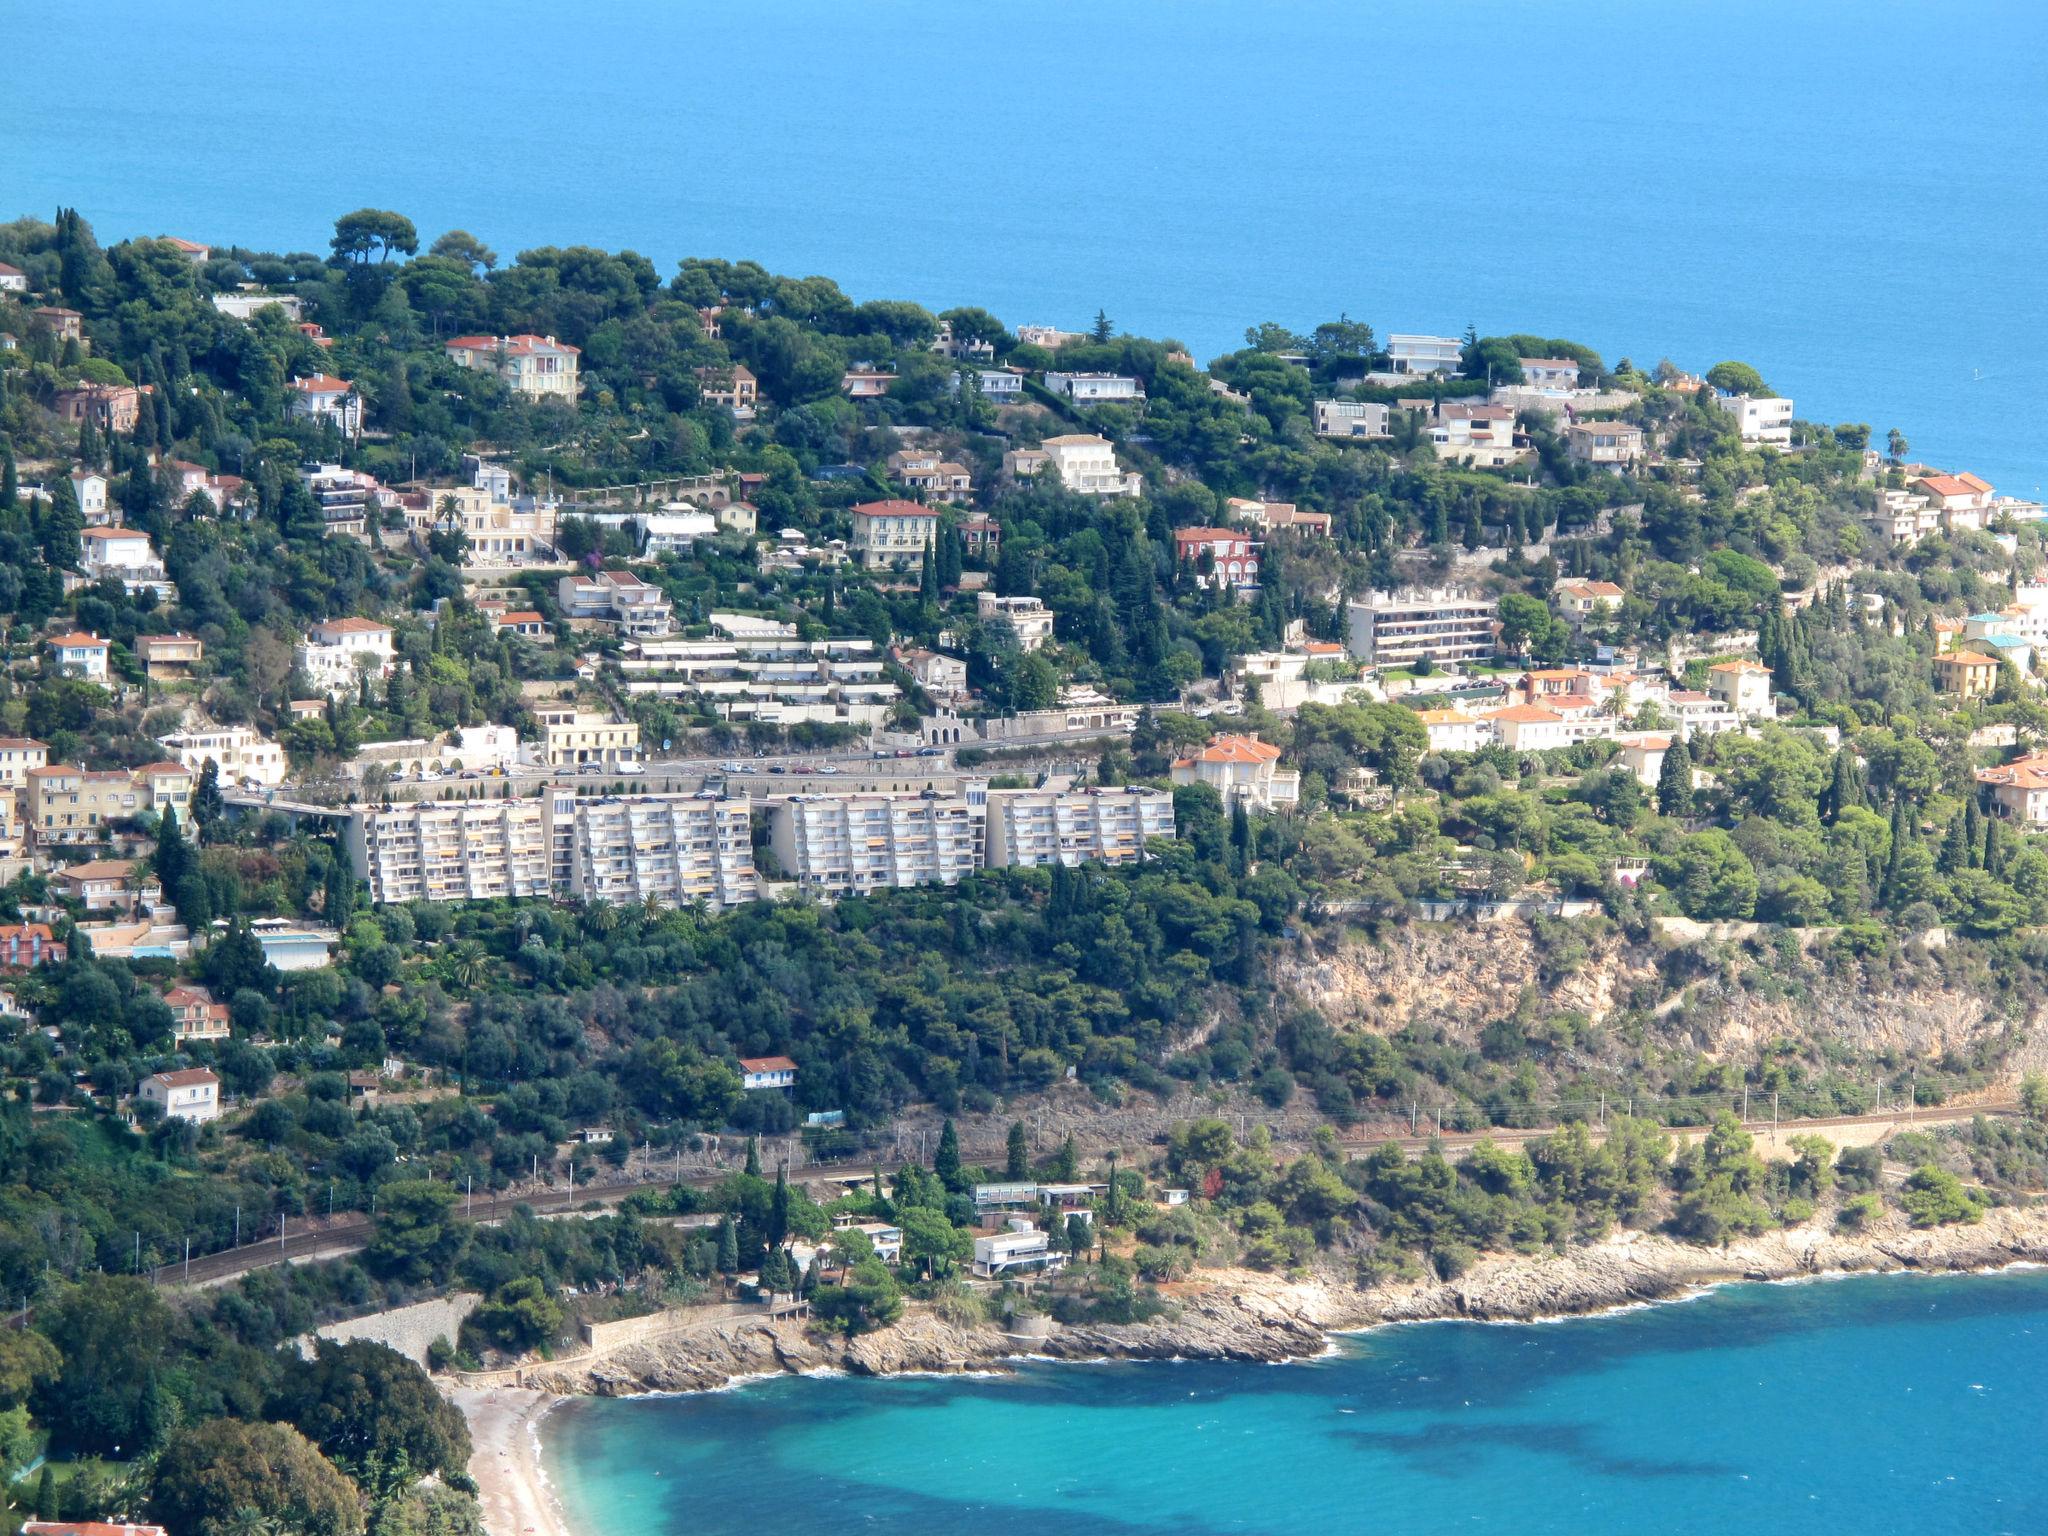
[183,1238,190,1283]
[234,1204,241,1247]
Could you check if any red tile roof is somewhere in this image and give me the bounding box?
[1177,733,1282,766]
[741,1056,798,1073]
[850,500,938,519]
[289,374,355,394]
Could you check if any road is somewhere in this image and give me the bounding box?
[156,1101,2020,1290]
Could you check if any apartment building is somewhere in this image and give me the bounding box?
[559,794,757,909]
[977,592,1055,653]
[136,633,204,681]
[158,724,288,787]
[138,1068,220,1125]
[1346,588,1499,667]
[1169,734,1300,811]
[1429,403,1526,467]
[303,463,382,536]
[1714,392,1794,448]
[768,790,985,896]
[298,618,395,696]
[46,632,110,683]
[345,797,554,904]
[1313,399,1392,439]
[1173,527,1260,590]
[27,766,151,843]
[849,500,940,570]
[1042,372,1145,403]
[406,482,559,565]
[0,739,49,788]
[1564,421,1645,466]
[617,634,900,726]
[983,786,1174,868]
[534,708,641,769]
[556,569,674,638]
[1386,334,1464,375]
[285,375,363,438]
[1007,434,1143,497]
[444,334,581,400]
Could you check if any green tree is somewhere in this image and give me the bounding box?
[272,1339,472,1484]
[469,1278,563,1353]
[35,1275,171,1454]
[191,757,226,836]
[812,1258,903,1334]
[331,208,420,266]
[1656,736,1694,818]
[1898,1164,1985,1228]
[150,1419,364,1536]
[364,1181,467,1284]
[934,1118,963,1191]
[1705,361,1769,397]
[1005,1121,1030,1180]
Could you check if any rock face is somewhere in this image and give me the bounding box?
[524,1205,2048,1399]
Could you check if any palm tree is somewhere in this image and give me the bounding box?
[444,940,490,991]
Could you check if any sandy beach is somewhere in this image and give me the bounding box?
[448,1386,574,1536]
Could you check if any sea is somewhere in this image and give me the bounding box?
[4,0,2045,493]
[544,1268,2048,1536]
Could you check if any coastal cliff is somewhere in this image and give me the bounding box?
[519,1203,2048,1398]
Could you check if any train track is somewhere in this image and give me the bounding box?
[157,1102,2020,1288]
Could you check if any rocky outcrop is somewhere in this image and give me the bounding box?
[523,1205,2048,1399]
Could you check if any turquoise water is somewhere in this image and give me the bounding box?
[544,1269,2048,1535]
[3,1,2045,492]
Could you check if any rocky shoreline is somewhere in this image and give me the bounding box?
[519,1203,2048,1398]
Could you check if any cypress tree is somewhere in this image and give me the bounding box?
[768,1165,789,1246]
[1006,1120,1029,1181]
[1656,737,1693,818]
[743,1136,761,1178]
[1963,795,1984,869]
[1,442,15,511]
[1229,798,1252,875]
[325,837,357,929]
[191,757,225,835]
[1938,812,1969,876]
[716,1216,739,1275]
[934,1118,962,1191]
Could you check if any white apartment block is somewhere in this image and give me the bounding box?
[138,1068,220,1124]
[617,634,899,727]
[977,593,1056,653]
[983,786,1174,868]
[158,724,288,788]
[444,334,581,400]
[1313,399,1392,439]
[212,290,305,322]
[298,618,396,696]
[1386,334,1464,375]
[768,791,985,896]
[408,483,558,566]
[1347,589,1499,667]
[286,375,363,438]
[561,794,757,909]
[1015,435,1143,498]
[1714,392,1794,448]
[346,798,554,904]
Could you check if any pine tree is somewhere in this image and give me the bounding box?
[1006,1120,1029,1181]
[934,1118,962,1191]
[1656,737,1693,818]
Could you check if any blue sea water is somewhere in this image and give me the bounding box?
[543,1269,2048,1536]
[3,1,2045,490]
